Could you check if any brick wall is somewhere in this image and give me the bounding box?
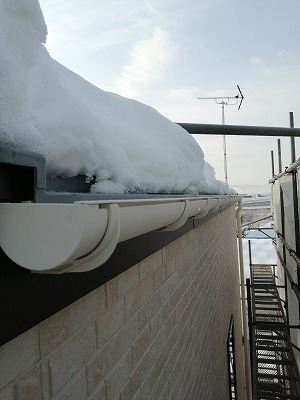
[0,205,245,400]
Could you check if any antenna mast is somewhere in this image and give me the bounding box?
[198,85,244,185]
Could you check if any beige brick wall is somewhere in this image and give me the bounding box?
[0,205,245,400]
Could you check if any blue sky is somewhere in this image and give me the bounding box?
[38,0,300,186]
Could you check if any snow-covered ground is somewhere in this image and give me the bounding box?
[232,184,271,196]
[0,0,234,196]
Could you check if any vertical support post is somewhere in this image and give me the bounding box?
[290,112,296,164]
[277,138,282,174]
[280,186,290,328]
[246,278,253,387]
[291,169,300,323]
[271,150,275,178]
[272,264,276,278]
[223,134,228,185]
[248,240,252,270]
[222,101,225,125]
[222,101,228,185]
[236,202,252,400]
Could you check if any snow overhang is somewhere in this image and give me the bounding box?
[0,144,241,273]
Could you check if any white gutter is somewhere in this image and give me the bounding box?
[0,195,240,273]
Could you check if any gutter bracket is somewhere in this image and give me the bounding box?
[208,198,220,213]
[161,200,190,231]
[61,203,120,273]
[194,198,217,219]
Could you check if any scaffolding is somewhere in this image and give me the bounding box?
[247,264,300,399]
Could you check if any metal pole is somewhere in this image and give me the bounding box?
[292,170,300,256]
[176,122,300,137]
[246,278,253,387]
[280,186,290,328]
[291,169,300,322]
[236,202,252,400]
[271,150,275,178]
[274,227,300,268]
[248,240,252,270]
[290,112,296,164]
[277,139,282,174]
[272,244,300,302]
[222,102,225,125]
[222,102,228,185]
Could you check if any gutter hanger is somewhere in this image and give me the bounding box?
[161,199,190,231]
[64,203,120,273]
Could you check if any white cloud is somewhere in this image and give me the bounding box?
[40,0,152,55]
[277,50,288,63]
[250,55,273,75]
[250,56,262,65]
[168,87,200,101]
[116,27,175,98]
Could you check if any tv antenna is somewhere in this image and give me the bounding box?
[198,85,244,184]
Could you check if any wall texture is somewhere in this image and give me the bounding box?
[0,205,245,400]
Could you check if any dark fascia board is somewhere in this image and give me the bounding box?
[0,217,196,346]
[0,144,46,189]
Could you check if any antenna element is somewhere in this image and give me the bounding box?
[198,85,245,111]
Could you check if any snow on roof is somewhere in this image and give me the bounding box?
[0,0,234,195]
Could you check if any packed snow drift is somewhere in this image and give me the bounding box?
[0,0,234,195]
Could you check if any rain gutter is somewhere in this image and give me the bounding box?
[0,144,240,273]
[0,195,240,273]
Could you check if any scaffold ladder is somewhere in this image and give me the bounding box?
[248,264,300,399]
